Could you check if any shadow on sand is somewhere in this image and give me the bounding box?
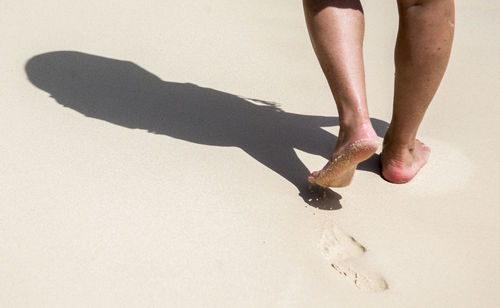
[25,51,389,210]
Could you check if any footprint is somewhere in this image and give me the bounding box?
[319,226,388,292]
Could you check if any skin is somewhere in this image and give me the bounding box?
[303,0,455,186]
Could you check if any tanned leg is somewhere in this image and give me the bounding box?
[381,0,455,183]
[303,0,378,187]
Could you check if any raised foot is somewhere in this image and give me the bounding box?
[308,138,379,187]
[381,139,431,184]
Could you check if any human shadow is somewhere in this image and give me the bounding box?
[25,51,389,210]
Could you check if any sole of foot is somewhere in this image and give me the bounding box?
[308,138,379,188]
[381,139,431,184]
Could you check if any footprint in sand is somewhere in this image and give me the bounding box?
[319,226,388,292]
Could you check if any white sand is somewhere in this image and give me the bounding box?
[2,0,500,306]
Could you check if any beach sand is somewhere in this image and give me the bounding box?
[1,0,500,306]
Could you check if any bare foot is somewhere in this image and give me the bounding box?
[308,126,379,187]
[381,139,431,184]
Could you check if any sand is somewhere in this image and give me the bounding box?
[1,0,500,306]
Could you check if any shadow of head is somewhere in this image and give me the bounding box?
[25,51,387,209]
[25,51,289,146]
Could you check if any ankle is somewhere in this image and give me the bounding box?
[381,139,418,168]
[383,140,413,152]
[383,128,416,150]
[339,120,377,143]
[339,113,371,129]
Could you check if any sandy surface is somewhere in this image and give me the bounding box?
[2,0,500,306]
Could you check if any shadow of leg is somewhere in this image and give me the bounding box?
[357,153,382,175]
[243,146,342,210]
[301,183,342,210]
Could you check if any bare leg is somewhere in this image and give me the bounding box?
[381,0,455,183]
[303,0,378,187]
